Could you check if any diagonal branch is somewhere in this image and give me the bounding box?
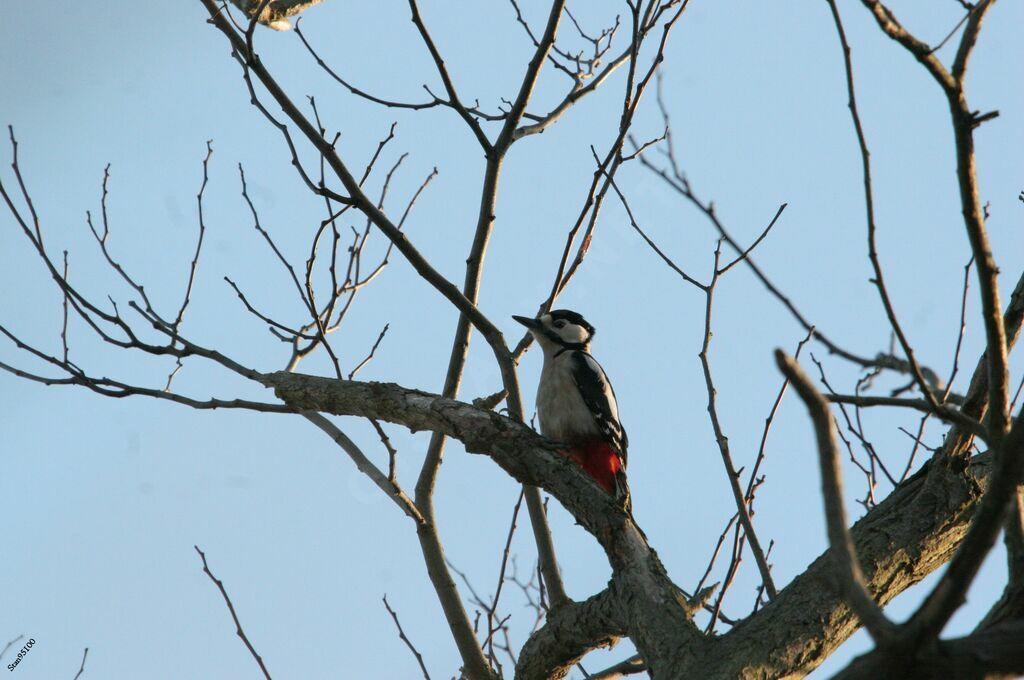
[302,411,424,523]
[194,545,273,680]
[382,595,432,680]
[775,351,896,642]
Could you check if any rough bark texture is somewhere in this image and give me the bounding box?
[264,371,1000,678]
[834,618,1024,680]
[515,589,625,680]
[697,458,990,679]
[265,371,704,678]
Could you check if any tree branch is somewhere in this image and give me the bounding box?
[515,588,625,680]
[775,351,895,642]
[194,545,272,680]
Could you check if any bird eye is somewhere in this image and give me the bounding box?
[554,320,566,329]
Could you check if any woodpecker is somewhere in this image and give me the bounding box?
[513,310,630,505]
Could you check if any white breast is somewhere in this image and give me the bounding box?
[536,352,601,442]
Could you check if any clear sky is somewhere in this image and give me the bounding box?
[2,1,1022,678]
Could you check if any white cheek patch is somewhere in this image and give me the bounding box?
[559,324,588,344]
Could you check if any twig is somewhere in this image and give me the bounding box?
[406,0,492,150]
[303,411,424,523]
[706,519,746,632]
[694,512,737,597]
[717,203,787,275]
[898,415,934,483]
[812,356,886,503]
[745,329,815,505]
[61,251,70,363]
[166,141,214,390]
[634,110,950,391]
[171,140,213,333]
[607,173,705,290]
[73,647,89,680]
[487,489,525,667]
[194,545,272,680]
[930,7,973,54]
[943,257,974,403]
[1011,374,1024,415]
[0,635,23,661]
[348,323,389,379]
[382,595,431,680]
[224,276,315,340]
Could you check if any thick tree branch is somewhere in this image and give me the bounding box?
[264,370,703,677]
[514,588,625,680]
[835,617,1024,680]
[698,451,994,678]
[410,3,570,656]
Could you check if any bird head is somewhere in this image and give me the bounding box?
[512,309,595,354]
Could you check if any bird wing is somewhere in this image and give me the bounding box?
[570,351,628,466]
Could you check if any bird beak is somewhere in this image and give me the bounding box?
[512,315,541,330]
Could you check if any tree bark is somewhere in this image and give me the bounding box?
[265,371,999,678]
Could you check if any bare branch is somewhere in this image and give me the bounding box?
[194,545,272,680]
[849,0,1013,648]
[825,393,986,439]
[0,635,23,662]
[826,0,943,414]
[717,203,787,275]
[295,22,452,114]
[774,351,896,642]
[73,647,88,680]
[60,250,70,363]
[347,323,389,380]
[698,244,778,601]
[406,0,492,150]
[835,618,1024,680]
[607,173,705,291]
[383,595,431,680]
[486,489,524,667]
[858,0,957,91]
[302,411,424,524]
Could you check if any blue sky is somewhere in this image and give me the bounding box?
[2,1,1022,678]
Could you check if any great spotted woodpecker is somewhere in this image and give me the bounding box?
[513,310,630,506]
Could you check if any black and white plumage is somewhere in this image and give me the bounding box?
[513,310,630,503]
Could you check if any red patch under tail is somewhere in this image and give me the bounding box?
[563,440,625,497]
